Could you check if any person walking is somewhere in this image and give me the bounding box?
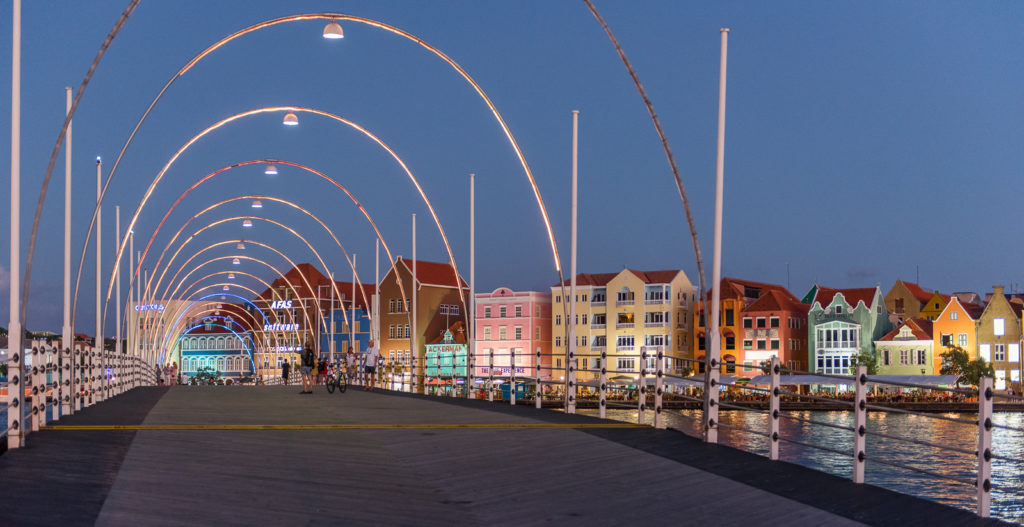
[364,340,380,391]
[281,359,290,386]
[346,349,358,386]
[300,339,316,394]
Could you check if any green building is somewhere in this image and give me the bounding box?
[806,286,892,376]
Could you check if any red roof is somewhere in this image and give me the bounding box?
[256,264,382,301]
[397,257,468,288]
[813,286,877,309]
[900,281,934,304]
[878,318,933,341]
[427,320,467,345]
[625,269,683,284]
[702,277,792,302]
[333,281,377,310]
[744,288,810,315]
[557,272,619,287]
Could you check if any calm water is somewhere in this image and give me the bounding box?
[580,407,1024,523]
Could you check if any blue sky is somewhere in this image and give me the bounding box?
[0,1,1022,333]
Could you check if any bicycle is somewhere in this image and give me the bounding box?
[325,365,347,394]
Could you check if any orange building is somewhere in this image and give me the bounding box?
[931,296,984,374]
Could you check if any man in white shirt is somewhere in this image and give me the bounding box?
[364,340,380,391]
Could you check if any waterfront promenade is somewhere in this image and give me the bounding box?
[0,386,1006,526]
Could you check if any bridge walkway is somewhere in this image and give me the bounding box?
[0,386,1003,526]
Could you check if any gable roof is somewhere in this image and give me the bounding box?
[813,286,878,309]
[624,269,683,284]
[942,297,985,320]
[427,320,467,345]
[743,288,810,314]
[900,281,934,304]
[556,272,620,287]
[395,257,468,288]
[878,318,933,341]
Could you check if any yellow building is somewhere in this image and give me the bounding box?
[918,292,951,321]
[551,269,696,383]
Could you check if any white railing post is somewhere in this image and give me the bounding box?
[510,349,517,405]
[769,356,781,461]
[31,346,41,431]
[535,347,542,409]
[62,347,72,415]
[488,349,494,402]
[638,347,647,425]
[655,348,664,429]
[46,346,56,422]
[566,346,575,414]
[853,364,868,484]
[599,350,607,419]
[977,376,993,518]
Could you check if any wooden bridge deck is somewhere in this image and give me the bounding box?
[0,386,1005,526]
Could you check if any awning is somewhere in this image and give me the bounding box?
[648,374,739,386]
[746,374,960,387]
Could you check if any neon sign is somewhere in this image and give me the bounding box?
[269,346,301,352]
[270,300,293,309]
[264,323,299,331]
[135,304,165,312]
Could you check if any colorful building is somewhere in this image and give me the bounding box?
[932,296,984,374]
[425,322,468,394]
[806,286,891,376]
[552,269,696,382]
[179,312,255,380]
[883,280,935,325]
[695,278,804,375]
[874,319,934,375]
[319,281,376,361]
[918,292,951,321]
[976,286,1023,392]
[378,256,468,390]
[474,287,551,380]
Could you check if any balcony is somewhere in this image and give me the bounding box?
[590,323,606,330]
[644,321,668,328]
[645,298,668,305]
[616,345,635,352]
[591,346,606,353]
[616,298,635,306]
[616,322,635,329]
[591,300,606,307]
[676,322,687,329]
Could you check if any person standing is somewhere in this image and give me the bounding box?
[346,349,358,386]
[364,340,380,392]
[281,359,290,386]
[300,339,316,394]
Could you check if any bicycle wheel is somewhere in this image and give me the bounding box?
[338,374,347,393]
[326,375,336,393]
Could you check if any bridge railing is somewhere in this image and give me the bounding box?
[371,349,1013,519]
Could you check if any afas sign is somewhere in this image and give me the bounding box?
[270,300,293,309]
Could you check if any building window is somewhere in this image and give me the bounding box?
[743,339,753,350]
[958,333,968,347]
[389,299,395,313]
[995,318,1005,337]
[770,317,780,328]
[515,305,522,317]
[499,327,507,340]
[835,305,843,315]
[899,349,909,365]
[725,357,736,374]
[725,336,735,350]
[743,317,753,329]
[724,309,734,327]
[757,340,767,350]
[389,325,395,339]
[555,296,561,303]
[698,337,705,350]
[515,327,523,340]
[940,334,952,346]
[894,298,905,313]
[555,336,562,347]
[404,324,410,338]
[877,305,882,315]
[770,339,780,350]
[995,344,1006,361]
[535,305,541,317]
[950,311,958,320]
[617,335,635,350]
[883,349,891,365]
[582,294,588,302]
[483,327,491,340]
[756,317,766,329]
[616,358,635,371]
[917,349,927,365]
[484,306,491,318]
[500,306,507,318]
[582,314,588,325]
[450,304,460,315]
[555,315,561,325]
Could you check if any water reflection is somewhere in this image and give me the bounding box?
[580,409,1024,524]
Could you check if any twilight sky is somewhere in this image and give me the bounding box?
[0,1,1022,334]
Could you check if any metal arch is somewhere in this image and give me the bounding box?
[159,304,263,363]
[170,321,257,375]
[104,106,470,327]
[145,214,352,334]
[139,160,401,334]
[76,12,568,345]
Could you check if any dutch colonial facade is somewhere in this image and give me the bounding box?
[806,286,891,376]
[378,257,468,389]
[474,287,551,380]
[976,286,1023,392]
[918,292,951,321]
[883,280,935,325]
[695,278,804,375]
[932,296,984,374]
[320,282,376,360]
[552,269,696,382]
[874,318,934,375]
[179,314,254,380]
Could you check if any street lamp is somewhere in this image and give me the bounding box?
[227,273,235,280]
[242,219,253,227]
[282,112,298,126]
[250,200,262,209]
[231,258,240,265]
[322,21,344,39]
[264,164,277,175]
[236,242,245,250]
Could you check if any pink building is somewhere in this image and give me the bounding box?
[474,287,552,380]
